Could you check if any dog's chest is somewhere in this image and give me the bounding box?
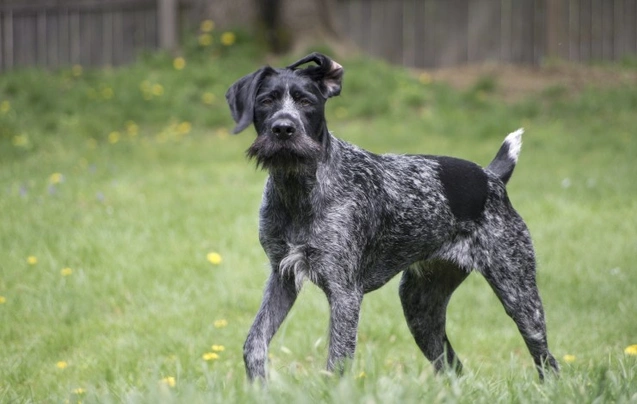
[259,175,353,286]
[259,202,318,290]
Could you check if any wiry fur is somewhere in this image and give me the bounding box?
[226,53,559,382]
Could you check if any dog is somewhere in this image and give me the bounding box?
[225,53,559,381]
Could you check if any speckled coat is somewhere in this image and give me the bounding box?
[226,53,559,382]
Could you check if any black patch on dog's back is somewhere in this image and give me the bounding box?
[431,156,488,222]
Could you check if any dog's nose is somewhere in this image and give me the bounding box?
[271,120,296,139]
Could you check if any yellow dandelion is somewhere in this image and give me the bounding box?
[0,100,10,113]
[211,344,225,352]
[56,361,68,369]
[73,387,86,395]
[198,33,213,47]
[418,72,432,85]
[152,84,164,96]
[220,32,236,46]
[49,172,64,184]
[200,19,214,32]
[160,376,176,387]
[0,296,6,304]
[625,344,637,356]
[207,252,222,265]
[173,57,186,70]
[356,371,366,379]
[202,352,219,361]
[214,319,228,328]
[215,127,230,139]
[201,92,216,105]
[27,256,38,265]
[101,87,114,99]
[176,121,192,135]
[108,131,120,144]
[563,354,576,363]
[61,267,73,277]
[126,121,139,136]
[12,134,29,147]
[71,65,83,77]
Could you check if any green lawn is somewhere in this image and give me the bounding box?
[1,36,636,402]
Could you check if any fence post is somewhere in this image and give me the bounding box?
[158,0,178,51]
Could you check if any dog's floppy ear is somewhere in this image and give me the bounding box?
[287,52,344,98]
[226,67,274,134]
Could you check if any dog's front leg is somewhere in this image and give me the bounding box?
[324,285,363,374]
[244,270,298,381]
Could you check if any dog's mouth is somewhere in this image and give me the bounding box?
[246,133,323,171]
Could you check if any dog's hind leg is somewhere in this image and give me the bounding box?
[478,225,559,380]
[399,260,469,373]
[243,271,298,381]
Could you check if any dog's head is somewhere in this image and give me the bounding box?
[226,53,344,171]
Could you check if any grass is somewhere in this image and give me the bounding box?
[1,32,637,403]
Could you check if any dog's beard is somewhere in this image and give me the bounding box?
[247,134,323,172]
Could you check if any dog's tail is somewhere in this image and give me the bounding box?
[486,128,523,185]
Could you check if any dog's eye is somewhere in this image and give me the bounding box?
[298,99,313,107]
[260,98,273,107]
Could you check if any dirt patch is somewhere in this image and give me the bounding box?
[421,63,637,102]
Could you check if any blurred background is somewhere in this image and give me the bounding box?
[2,0,637,71]
[1,1,637,402]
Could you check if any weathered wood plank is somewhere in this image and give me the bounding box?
[624,0,637,54]
[613,0,624,58]
[580,0,592,61]
[69,10,80,65]
[602,0,614,60]
[591,0,603,60]
[421,0,437,68]
[533,0,545,64]
[568,0,580,61]
[467,0,500,63]
[500,0,513,62]
[1,10,15,69]
[401,0,416,67]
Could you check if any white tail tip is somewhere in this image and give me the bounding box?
[504,128,524,162]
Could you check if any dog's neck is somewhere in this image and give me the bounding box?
[267,127,334,212]
[267,169,315,218]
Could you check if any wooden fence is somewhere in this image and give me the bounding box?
[336,0,637,68]
[0,0,185,71]
[546,0,637,63]
[1,0,637,71]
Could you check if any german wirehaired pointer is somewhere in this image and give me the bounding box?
[226,53,559,381]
